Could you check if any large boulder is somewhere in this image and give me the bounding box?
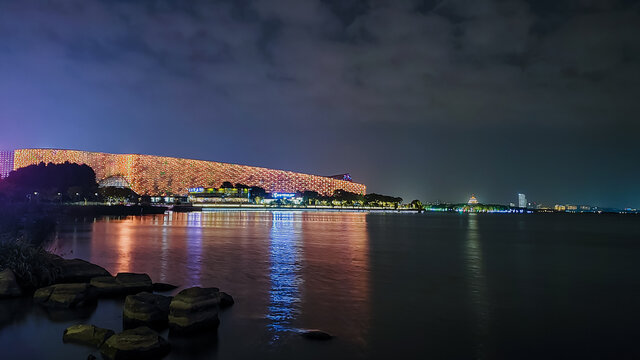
[99,326,170,360]
[52,257,111,283]
[90,273,154,297]
[123,292,172,330]
[63,324,114,348]
[168,287,220,334]
[115,273,153,294]
[90,276,125,296]
[0,269,22,298]
[218,291,234,308]
[33,283,97,308]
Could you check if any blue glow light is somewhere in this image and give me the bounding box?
[272,192,296,198]
[188,187,205,193]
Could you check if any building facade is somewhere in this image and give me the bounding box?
[0,150,14,179]
[518,193,527,208]
[11,148,366,196]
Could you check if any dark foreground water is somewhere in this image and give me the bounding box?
[1,211,639,359]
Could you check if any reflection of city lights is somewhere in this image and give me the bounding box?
[115,223,133,273]
[185,212,203,286]
[465,215,489,358]
[14,149,366,196]
[267,212,302,341]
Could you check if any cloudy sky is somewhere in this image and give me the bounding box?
[1,0,639,207]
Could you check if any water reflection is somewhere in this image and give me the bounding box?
[299,212,371,347]
[465,214,490,358]
[159,220,170,282]
[115,223,133,273]
[186,212,203,286]
[267,212,303,341]
[38,211,374,358]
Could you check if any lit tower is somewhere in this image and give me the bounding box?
[518,193,527,208]
[468,194,479,205]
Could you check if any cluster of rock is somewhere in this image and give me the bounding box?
[1,255,333,358]
[64,324,170,360]
[60,286,233,359]
[1,257,234,359]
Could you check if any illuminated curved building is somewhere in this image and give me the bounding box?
[8,149,366,196]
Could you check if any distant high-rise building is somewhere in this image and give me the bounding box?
[0,150,14,179]
[518,193,527,208]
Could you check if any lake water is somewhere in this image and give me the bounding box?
[1,211,639,359]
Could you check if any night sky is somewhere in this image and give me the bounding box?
[1,0,639,208]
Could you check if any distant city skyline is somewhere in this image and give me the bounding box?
[1,146,636,209]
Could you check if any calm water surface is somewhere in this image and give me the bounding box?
[1,211,639,359]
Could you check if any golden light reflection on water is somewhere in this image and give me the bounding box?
[114,221,133,273]
[299,212,371,346]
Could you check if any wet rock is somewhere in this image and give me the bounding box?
[300,329,333,340]
[100,326,170,360]
[90,276,125,296]
[218,292,234,308]
[152,283,178,292]
[123,292,172,330]
[33,283,97,308]
[168,287,220,334]
[63,324,115,348]
[115,273,153,294]
[91,274,156,297]
[0,269,22,298]
[52,257,111,283]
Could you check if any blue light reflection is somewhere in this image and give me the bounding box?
[185,212,203,286]
[267,211,303,341]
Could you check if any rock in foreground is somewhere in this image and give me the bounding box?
[168,287,220,334]
[123,292,172,330]
[63,324,114,348]
[100,326,170,360]
[90,273,154,297]
[218,291,234,308]
[115,273,153,294]
[52,257,111,283]
[34,283,97,308]
[90,276,124,296]
[300,329,333,340]
[0,269,22,298]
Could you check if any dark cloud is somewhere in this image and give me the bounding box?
[0,0,639,207]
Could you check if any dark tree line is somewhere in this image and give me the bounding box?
[296,189,403,207]
[0,162,98,202]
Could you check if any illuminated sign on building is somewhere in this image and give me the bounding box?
[188,187,205,193]
[272,192,296,198]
